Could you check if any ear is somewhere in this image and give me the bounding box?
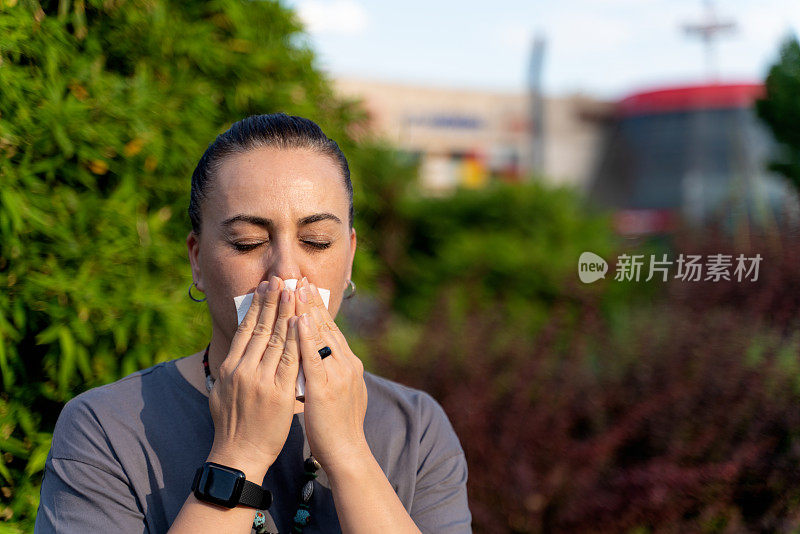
[186,231,204,291]
[345,227,357,283]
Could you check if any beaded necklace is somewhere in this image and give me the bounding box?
[203,345,320,534]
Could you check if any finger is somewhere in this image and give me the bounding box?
[308,282,359,372]
[306,297,349,369]
[298,313,328,386]
[309,282,339,333]
[238,276,283,373]
[295,277,313,317]
[260,287,295,377]
[301,299,343,357]
[222,279,271,376]
[274,315,301,391]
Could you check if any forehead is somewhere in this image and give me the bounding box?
[208,147,348,223]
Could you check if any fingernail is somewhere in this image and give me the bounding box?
[268,275,280,292]
[301,276,308,287]
[281,288,290,303]
[298,286,308,303]
[257,281,268,295]
[301,313,310,326]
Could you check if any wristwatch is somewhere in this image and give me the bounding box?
[192,462,272,509]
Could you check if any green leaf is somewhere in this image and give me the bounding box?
[0,331,12,391]
[25,441,50,476]
[57,326,76,398]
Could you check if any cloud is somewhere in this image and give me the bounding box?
[297,0,369,36]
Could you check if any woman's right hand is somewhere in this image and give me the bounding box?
[206,275,299,480]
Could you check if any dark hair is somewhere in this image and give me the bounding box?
[189,113,353,234]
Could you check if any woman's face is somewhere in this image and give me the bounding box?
[187,147,356,342]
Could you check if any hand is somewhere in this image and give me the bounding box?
[294,278,369,472]
[207,276,299,480]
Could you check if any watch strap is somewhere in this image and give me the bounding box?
[192,463,272,509]
[240,479,272,509]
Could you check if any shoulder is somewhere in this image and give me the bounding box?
[50,360,176,463]
[363,371,464,457]
[364,371,445,413]
[57,360,173,422]
[363,371,446,419]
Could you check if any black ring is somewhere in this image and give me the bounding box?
[318,346,332,359]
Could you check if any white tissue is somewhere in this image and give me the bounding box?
[233,279,331,400]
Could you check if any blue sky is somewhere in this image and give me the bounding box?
[285,0,800,99]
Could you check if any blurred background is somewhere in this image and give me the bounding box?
[1,0,800,532]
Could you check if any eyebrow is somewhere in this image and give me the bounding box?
[221,212,342,229]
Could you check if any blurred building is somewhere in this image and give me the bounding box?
[589,83,799,235]
[334,77,610,194]
[335,77,797,236]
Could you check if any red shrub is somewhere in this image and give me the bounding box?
[370,226,800,533]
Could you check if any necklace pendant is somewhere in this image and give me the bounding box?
[205,375,215,393]
[293,506,311,526]
[304,456,321,472]
[302,480,314,502]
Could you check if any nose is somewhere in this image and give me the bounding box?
[266,236,302,282]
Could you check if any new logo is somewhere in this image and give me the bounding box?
[578,252,608,283]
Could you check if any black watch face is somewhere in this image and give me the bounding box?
[195,463,245,508]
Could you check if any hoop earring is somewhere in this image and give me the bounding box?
[188,281,207,302]
[344,279,356,299]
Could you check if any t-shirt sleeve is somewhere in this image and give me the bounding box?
[409,394,472,533]
[34,396,146,534]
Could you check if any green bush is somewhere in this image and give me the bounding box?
[384,180,654,331]
[756,35,800,199]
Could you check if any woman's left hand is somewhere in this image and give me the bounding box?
[294,278,369,472]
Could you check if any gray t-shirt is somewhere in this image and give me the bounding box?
[34,357,471,533]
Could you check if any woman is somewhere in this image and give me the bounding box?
[34,114,471,533]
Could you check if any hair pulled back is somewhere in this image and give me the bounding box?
[189,113,352,234]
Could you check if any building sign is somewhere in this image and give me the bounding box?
[404,114,485,130]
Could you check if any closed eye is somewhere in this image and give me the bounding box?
[303,241,332,251]
[231,241,331,253]
[232,242,264,252]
